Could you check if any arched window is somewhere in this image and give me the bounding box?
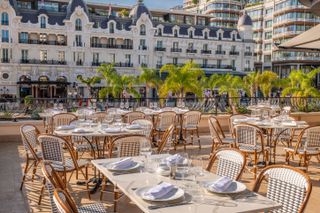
[140,24,146,35]
[40,16,46,28]
[109,22,114,33]
[1,12,8,26]
[75,18,82,31]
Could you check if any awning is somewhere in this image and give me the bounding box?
[279,23,320,50]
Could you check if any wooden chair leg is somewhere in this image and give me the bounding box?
[190,130,194,144]
[196,128,201,149]
[38,178,46,205]
[253,151,257,180]
[114,185,119,212]
[100,175,107,201]
[31,161,39,181]
[20,158,31,190]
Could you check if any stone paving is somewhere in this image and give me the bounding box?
[0,134,319,213]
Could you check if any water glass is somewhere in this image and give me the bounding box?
[125,101,129,109]
[120,101,125,109]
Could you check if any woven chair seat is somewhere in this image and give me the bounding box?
[239,145,270,153]
[51,158,88,172]
[176,124,198,130]
[74,144,104,152]
[285,147,320,155]
[221,137,235,144]
[155,127,167,132]
[78,202,107,213]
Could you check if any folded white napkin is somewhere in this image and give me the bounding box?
[73,128,87,133]
[127,124,141,129]
[110,157,135,170]
[282,121,297,126]
[56,125,75,130]
[209,176,233,192]
[166,154,185,166]
[144,182,174,199]
[104,127,122,133]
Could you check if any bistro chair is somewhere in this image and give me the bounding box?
[52,113,77,133]
[101,135,151,211]
[38,134,89,187]
[176,111,202,150]
[208,116,235,154]
[20,124,42,190]
[206,148,246,181]
[131,118,154,139]
[285,125,320,170]
[234,123,269,179]
[154,111,176,141]
[157,125,175,153]
[41,162,67,213]
[229,114,249,137]
[53,188,107,213]
[253,165,312,213]
[123,111,145,123]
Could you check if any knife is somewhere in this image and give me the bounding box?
[148,201,192,210]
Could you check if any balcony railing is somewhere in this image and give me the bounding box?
[200,64,234,69]
[244,52,253,56]
[19,39,67,46]
[20,59,67,65]
[1,58,9,63]
[1,21,8,25]
[91,62,133,67]
[201,50,212,54]
[229,51,239,55]
[154,47,166,51]
[2,38,9,42]
[186,49,197,53]
[215,50,226,55]
[171,48,182,53]
[91,43,133,49]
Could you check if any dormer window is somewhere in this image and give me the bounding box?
[174,29,178,37]
[218,32,222,40]
[40,16,46,29]
[189,30,193,38]
[232,33,236,41]
[75,19,82,31]
[204,31,208,39]
[158,28,162,36]
[1,12,9,26]
[140,24,146,35]
[109,22,115,33]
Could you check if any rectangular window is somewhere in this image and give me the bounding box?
[217,45,222,51]
[39,33,47,43]
[40,50,47,61]
[110,53,115,63]
[2,30,9,42]
[2,48,8,62]
[265,31,272,39]
[156,40,163,48]
[173,57,178,65]
[58,51,65,62]
[231,59,235,68]
[93,53,99,63]
[265,20,272,28]
[139,39,146,50]
[157,56,163,65]
[75,35,82,47]
[21,49,28,60]
[173,42,179,49]
[19,32,28,43]
[125,54,131,64]
[203,44,208,50]
[217,59,221,68]
[188,43,193,49]
[202,59,208,66]
[231,45,236,52]
[245,60,250,69]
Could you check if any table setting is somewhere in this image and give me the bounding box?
[92,154,281,212]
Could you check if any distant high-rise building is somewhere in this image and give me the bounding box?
[245,0,320,80]
[183,0,245,28]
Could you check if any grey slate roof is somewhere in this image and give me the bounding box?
[66,0,89,19]
[238,11,253,26]
[129,1,152,24]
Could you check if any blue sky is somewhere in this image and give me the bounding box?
[87,0,183,9]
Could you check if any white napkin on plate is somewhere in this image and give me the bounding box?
[127,124,141,129]
[110,157,135,170]
[104,127,122,133]
[166,154,185,166]
[56,125,75,130]
[209,176,233,192]
[73,128,87,133]
[144,182,174,199]
[282,121,297,126]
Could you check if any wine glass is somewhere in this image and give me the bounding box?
[105,114,114,125]
[58,103,64,111]
[53,103,58,110]
[150,102,154,109]
[125,100,129,110]
[120,101,125,109]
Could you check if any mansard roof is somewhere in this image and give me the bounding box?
[66,0,89,19]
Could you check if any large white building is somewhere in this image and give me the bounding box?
[245,0,320,80]
[0,0,255,98]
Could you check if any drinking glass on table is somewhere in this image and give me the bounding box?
[105,114,114,125]
[176,153,191,181]
[120,101,125,109]
[58,103,64,111]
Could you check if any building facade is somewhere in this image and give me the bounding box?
[245,0,320,80]
[183,0,245,28]
[0,0,254,98]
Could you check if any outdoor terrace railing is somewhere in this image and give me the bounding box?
[2,96,320,117]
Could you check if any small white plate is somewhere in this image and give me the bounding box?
[135,186,185,202]
[126,124,142,130]
[72,129,94,134]
[205,181,247,194]
[56,125,76,131]
[105,161,140,172]
[103,128,123,133]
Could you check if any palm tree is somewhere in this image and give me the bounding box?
[243,71,260,98]
[159,61,205,99]
[76,75,101,98]
[97,63,117,99]
[119,9,129,18]
[139,68,162,104]
[208,74,244,108]
[281,69,320,108]
[258,71,278,98]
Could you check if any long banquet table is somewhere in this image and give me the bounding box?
[92,155,281,213]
